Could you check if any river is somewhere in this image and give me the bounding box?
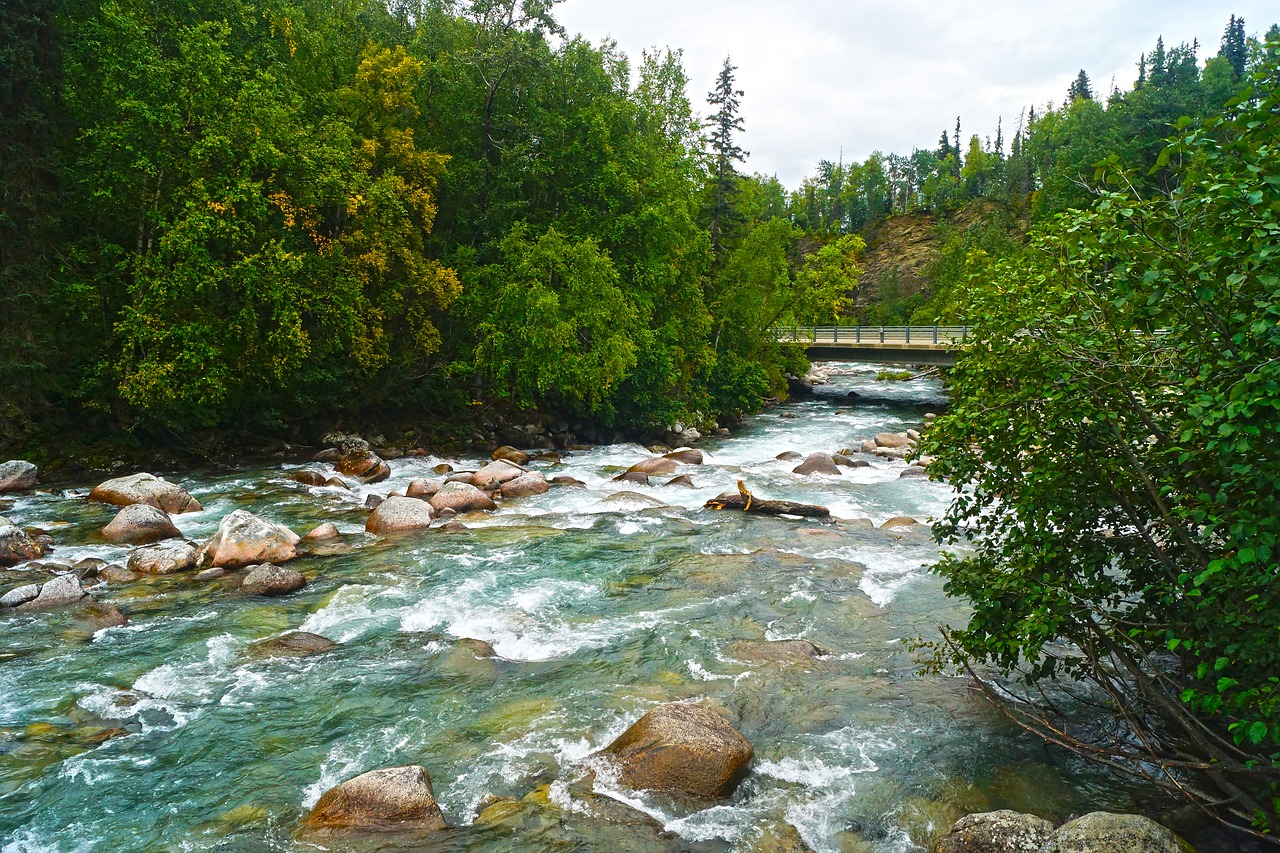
[0,365,1143,852]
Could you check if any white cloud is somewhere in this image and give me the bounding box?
[555,0,1278,186]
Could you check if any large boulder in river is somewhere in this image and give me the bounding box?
[335,451,391,484]
[0,522,44,566]
[128,541,198,575]
[366,496,435,534]
[934,810,1056,853]
[406,479,441,500]
[0,461,38,493]
[874,433,914,449]
[89,473,202,514]
[499,472,549,499]
[663,449,705,465]
[101,504,181,545]
[599,702,754,800]
[429,482,496,514]
[472,459,525,491]
[628,457,679,477]
[198,510,299,568]
[793,453,842,476]
[1041,812,1194,853]
[241,563,306,597]
[491,445,529,465]
[301,765,447,834]
[15,574,88,611]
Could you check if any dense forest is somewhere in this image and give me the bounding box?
[0,0,1274,457]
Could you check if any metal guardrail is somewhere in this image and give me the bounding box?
[775,326,971,346]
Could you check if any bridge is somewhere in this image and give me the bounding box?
[776,326,970,366]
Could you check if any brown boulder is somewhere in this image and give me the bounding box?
[613,471,650,485]
[874,433,914,449]
[241,563,307,597]
[472,459,526,491]
[793,453,843,476]
[289,470,328,486]
[664,475,696,489]
[882,516,923,530]
[0,461,38,493]
[628,457,679,476]
[599,702,753,800]
[428,482,496,514]
[833,454,871,469]
[366,496,435,534]
[302,766,447,834]
[101,504,181,545]
[88,473,201,514]
[551,476,587,489]
[127,541,199,575]
[303,523,340,541]
[491,445,530,466]
[0,523,44,566]
[499,473,549,499]
[335,451,391,484]
[198,510,299,568]
[663,449,705,465]
[98,565,141,584]
[775,451,804,462]
[406,479,441,499]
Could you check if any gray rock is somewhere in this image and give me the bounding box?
[241,564,307,597]
[793,453,843,476]
[195,568,227,581]
[935,810,1056,853]
[18,574,88,611]
[128,541,199,575]
[833,454,871,469]
[101,504,182,545]
[775,451,804,462]
[0,461,38,493]
[98,565,141,584]
[472,459,526,491]
[1041,812,1194,853]
[0,584,41,608]
[366,495,435,534]
[899,466,929,478]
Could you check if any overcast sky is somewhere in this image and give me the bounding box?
[555,0,1278,187]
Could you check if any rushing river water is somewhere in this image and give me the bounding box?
[1,365,1145,852]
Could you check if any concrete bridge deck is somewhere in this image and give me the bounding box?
[776,326,970,366]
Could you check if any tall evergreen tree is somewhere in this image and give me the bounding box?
[1067,69,1093,101]
[706,56,747,252]
[1219,14,1248,79]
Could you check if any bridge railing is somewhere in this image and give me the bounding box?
[775,325,971,346]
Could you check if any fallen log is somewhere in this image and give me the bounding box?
[705,481,830,518]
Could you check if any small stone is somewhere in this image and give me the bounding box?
[0,523,45,566]
[663,449,705,465]
[627,457,678,476]
[241,564,306,597]
[364,494,384,510]
[775,451,804,461]
[613,471,650,485]
[324,477,349,490]
[303,523,340,541]
[429,482,496,514]
[793,453,843,476]
[472,460,526,491]
[195,568,227,581]
[874,433,914,449]
[98,565,141,584]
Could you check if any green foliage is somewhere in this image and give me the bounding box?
[923,52,1280,833]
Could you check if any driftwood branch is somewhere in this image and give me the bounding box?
[705,481,830,518]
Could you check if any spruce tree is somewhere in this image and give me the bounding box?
[1067,69,1093,101]
[1219,14,1248,79]
[706,56,747,252]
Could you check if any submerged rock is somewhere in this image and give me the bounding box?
[751,822,816,853]
[248,632,336,659]
[97,565,141,584]
[0,461,38,493]
[881,516,923,530]
[935,810,1055,853]
[241,563,306,597]
[89,473,202,514]
[128,541,198,575]
[729,639,826,662]
[1042,812,1194,853]
[301,765,447,834]
[664,475,696,489]
[199,510,299,568]
[598,702,754,800]
[775,451,804,462]
[366,496,435,534]
[455,637,498,658]
[429,482,496,514]
[100,504,181,545]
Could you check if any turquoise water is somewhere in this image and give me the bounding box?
[0,366,1136,852]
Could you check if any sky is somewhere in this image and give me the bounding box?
[555,0,1278,188]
